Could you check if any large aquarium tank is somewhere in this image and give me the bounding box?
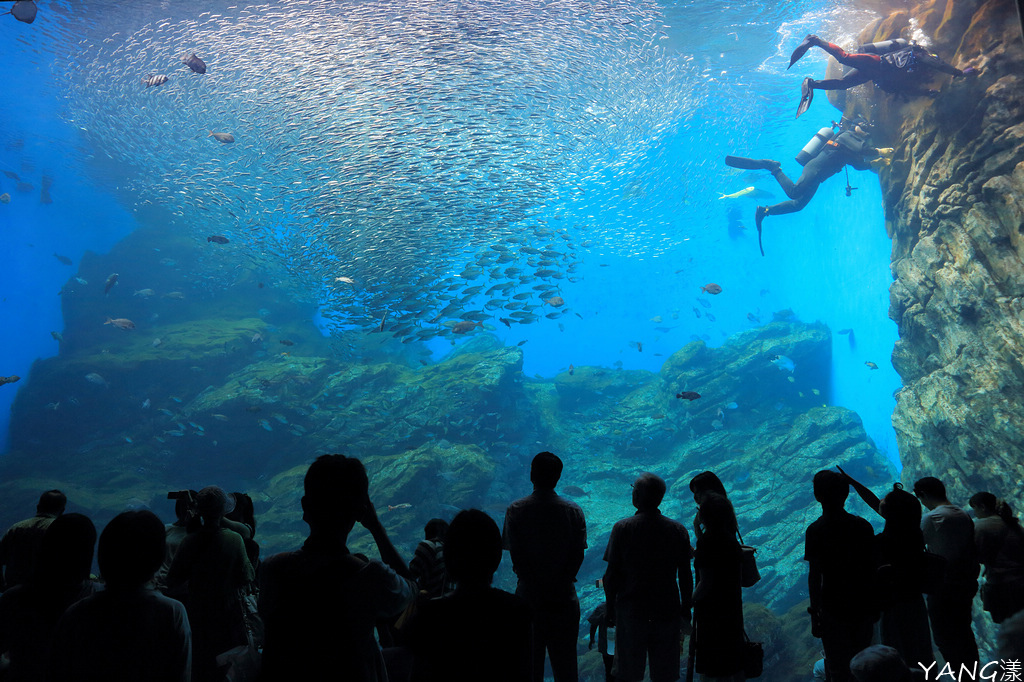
[1,0,1022,677]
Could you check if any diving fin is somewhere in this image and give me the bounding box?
[725,156,781,171]
[788,35,818,70]
[796,78,814,119]
[755,206,768,257]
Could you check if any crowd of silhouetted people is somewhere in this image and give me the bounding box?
[0,453,1022,682]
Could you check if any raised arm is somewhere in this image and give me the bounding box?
[837,465,882,515]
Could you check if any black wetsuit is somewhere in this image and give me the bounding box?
[765,131,873,216]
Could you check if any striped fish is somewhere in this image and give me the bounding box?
[142,74,168,87]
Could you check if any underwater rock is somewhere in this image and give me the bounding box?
[842,0,1024,508]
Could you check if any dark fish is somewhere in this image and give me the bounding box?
[207,235,229,244]
[10,1,36,24]
[2,171,19,181]
[208,132,235,144]
[143,74,169,87]
[701,283,722,295]
[279,339,294,346]
[706,313,716,322]
[53,252,72,265]
[517,340,528,346]
[838,328,853,335]
[451,321,482,334]
[676,391,701,400]
[182,53,207,74]
[0,375,20,387]
[104,273,119,295]
[865,361,879,370]
[499,318,513,328]
[562,485,588,497]
[747,313,761,323]
[104,317,136,330]
[15,181,34,193]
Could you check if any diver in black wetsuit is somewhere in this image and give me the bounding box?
[725,119,892,256]
[789,35,972,118]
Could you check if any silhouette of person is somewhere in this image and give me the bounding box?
[689,471,729,545]
[787,35,970,118]
[259,454,416,681]
[409,518,451,599]
[50,510,192,682]
[969,491,1024,623]
[0,513,99,682]
[804,471,879,682]
[692,493,744,682]
[849,645,916,682]
[165,485,255,682]
[503,451,587,682]
[585,602,615,682]
[0,489,66,591]
[913,477,980,672]
[603,473,692,682]
[409,509,532,682]
[841,469,934,669]
[156,490,197,596]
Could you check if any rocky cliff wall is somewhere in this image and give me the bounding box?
[835,0,1024,505]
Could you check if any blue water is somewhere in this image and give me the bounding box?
[0,0,900,466]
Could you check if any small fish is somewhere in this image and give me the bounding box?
[252,333,263,343]
[747,313,761,323]
[152,338,163,348]
[865,361,879,370]
[258,419,273,431]
[104,317,136,330]
[279,339,295,346]
[271,413,289,424]
[212,414,229,421]
[701,283,723,295]
[517,340,528,346]
[500,318,513,328]
[208,131,234,144]
[545,296,565,307]
[207,235,229,244]
[133,288,155,298]
[84,372,107,386]
[387,503,413,511]
[0,194,9,204]
[75,277,88,285]
[676,391,701,400]
[334,276,355,284]
[182,53,207,74]
[53,252,72,266]
[711,419,724,430]
[772,355,795,372]
[838,328,854,335]
[143,74,169,87]
[142,398,151,409]
[50,331,63,342]
[0,375,21,387]
[158,408,174,416]
[568,364,574,376]
[451,321,483,334]
[562,485,588,497]
[104,273,119,295]
[163,292,185,299]
[169,396,183,403]
[706,313,717,322]
[692,307,702,319]
[726,402,738,409]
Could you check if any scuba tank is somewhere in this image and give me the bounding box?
[795,125,836,166]
[857,38,909,54]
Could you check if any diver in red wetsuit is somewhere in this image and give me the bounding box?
[789,35,972,118]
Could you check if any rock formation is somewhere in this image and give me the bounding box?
[827,0,1024,510]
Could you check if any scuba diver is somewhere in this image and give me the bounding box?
[789,35,972,118]
[724,118,893,256]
